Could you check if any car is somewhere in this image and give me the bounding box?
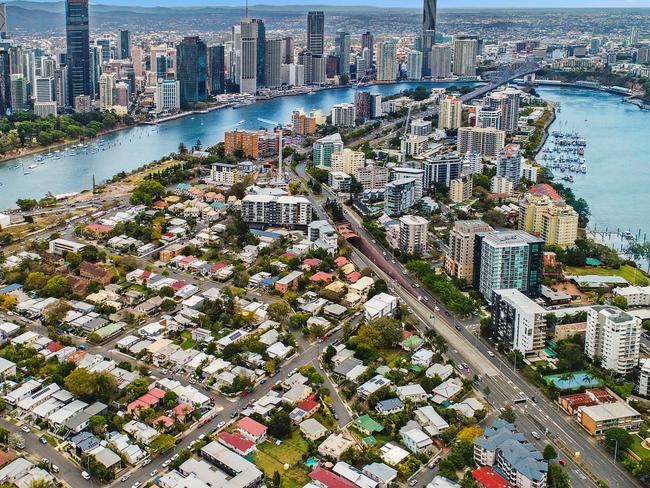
[42,458,48,465]
[462,363,469,369]
[559,459,567,466]
[160,368,168,375]
[230,411,238,419]
[333,412,339,420]
[408,479,418,486]
[391,259,396,264]
[217,421,226,428]
[372,240,376,244]
[171,454,179,461]
[531,431,541,440]
[487,351,495,357]
[455,324,462,331]
[120,475,130,482]
[39,436,48,444]
[142,458,152,466]
[402,270,408,275]
[189,379,196,385]
[131,483,142,488]
[20,426,30,433]
[162,460,171,468]
[423,297,429,301]
[150,469,158,477]
[428,461,436,469]
[531,396,538,403]
[81,471,91,480]
[51,464,59,473]
[457,364,464,370]
[198,434,206,441]
[434,306,440,312]
[382,251,387,256]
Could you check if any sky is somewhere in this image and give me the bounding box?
[21,0,650,7]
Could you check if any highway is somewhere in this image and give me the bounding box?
[294,160,639,488]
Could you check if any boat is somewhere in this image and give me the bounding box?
[624,231,634,239]
[27,164,38,170]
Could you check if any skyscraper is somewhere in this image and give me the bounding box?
[376,40,397,82]
[254,19,265,87]
[307,11,324,56]
[282,36,294,65]
[430,44,452,79]
[118,29,131,60]
[631,26,640,46]
[0,48,10,113]
[264,38,282,89]
[0,3,7,39]
[361,31,374,69]
[96,38,110,64]
[65,0,92,105]
[421,0,436,77]
[453,36,479,77]
[176,36,207,106]
[239,18,259,94]
[336,31,351,76]
[407,51,422,80]
[208,45,225,95]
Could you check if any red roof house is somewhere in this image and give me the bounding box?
[296,394,320,418]
[472,467,515,488]
[171,280,187,292]
[85,223,114,234]
[153,415,175,430]
[310,272,334,283]
[173,403,194,421]
[334,256,349,267]
[218,431,256,456]
[302,258,323,269]
[238,416,268,442]
[346,271,362,283]
[309,468,357,488]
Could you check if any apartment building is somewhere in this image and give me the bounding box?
[398,215,429,255]
[445,220,493,285]
[458,127,506,158]
[331,148,365,175]
[491,289,547,357]
[224,129,279,159]
[241,195,312,228]
[584,305,641,375]
[518,194,579,248]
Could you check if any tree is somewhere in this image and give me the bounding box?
[150,433,176,454]
[267,410,292,439]
[161,298,177,312]
[612,295,628,310]
[458,426,483,444]
[89,415,106,435]
[42,275,70,298]
[272,471,281,488]
[16,199,38,211]
[500,406,516,423]
[64,368,116,402]
[24,271,47,291]
[163,390,178,409]
[604,427,632,456]
[130,180,166,205]
[547,465,570,488]
[267,301,291,324]
[125,378,150,400]
[543,444,558,461]
[0,427,9,445]
[367,279,388,298]
[80,245,102,263]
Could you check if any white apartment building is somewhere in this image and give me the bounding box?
[614,286,650,307]
[241,195,312,227]
[639,358,650,397]
[439,96,463,129]
[445,220,493,285]
[492,289,547,356]
[331,103,356,127]
[585,305,641,375]
[354,164,389,190]
[155,80,180,113]
[401,134,429,157]
[490,175,514,195]
[399,215,428,255]
[458,127,506,158]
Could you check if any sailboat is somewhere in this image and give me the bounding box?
[22,162,30,175]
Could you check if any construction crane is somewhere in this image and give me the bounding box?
[257,117,285,182]
[400,102,414,158]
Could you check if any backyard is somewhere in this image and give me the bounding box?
[565,265,649,285]
[254,429,311,488]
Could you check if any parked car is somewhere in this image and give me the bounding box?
[559,459,567,466]
[81,471,91,480]
[20,426,30,433]
[39,436,47,445]
[120,475,130,482]
[531,431,541,440]
[51,465,59,473]
[408,479,418,486]
[150,470,158,477]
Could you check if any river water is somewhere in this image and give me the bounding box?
[1,83,648,253]
[0,81,474,210]
[536,86,650,254]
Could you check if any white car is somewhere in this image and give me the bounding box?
[20,426,30,433]
[150,470,158,477]
[434,306,440,312]
[131,483,142,488]
[487,351,495,357]
[120,475,130,482]
[81,471,91,480]
[162,460,171,468]
[217,421,226,429]
[142,458,152,466]
[531,431,541,440]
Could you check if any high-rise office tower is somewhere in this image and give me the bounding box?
[421,0,436,77]
[239,18,259,94]
[41,57,56,78]
[361,31,374,69]
[9,73,27,111]
[282,36,294,64]
[0,3,7,39]
[336,31,351,76]
[132,46,143,78]
[0,48,10,113]
[54,66,69,108]
[207,45,225,95]
[453,36,479,77]
[65,0,91,105]
[487,87,521,135]
[264,38,282,89]
[98,72,116,109]
[96,38,110,64]
[430,44,452,79]
[176,36,207,106]
[118,29,130,60]
[307,11,324,56]
[35,76,55,103]
[155,54,168,81]
[90,45,100,98]
[252,18,265,87]
[407,51,422,80]
[376,40,397,82]
[631,26,640,46]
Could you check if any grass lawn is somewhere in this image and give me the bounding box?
[629,435,650,460]
[255,430,311,488]
[179,330,197,350]
[565,265,649,285]
[43,434,58,447]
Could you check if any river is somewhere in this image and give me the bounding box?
[536,86,650,255]
[0,81,475,211]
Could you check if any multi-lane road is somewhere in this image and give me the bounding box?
[294,160,639,488]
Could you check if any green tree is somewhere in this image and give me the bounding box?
[125,378,150,400]
[42,275,70,298]
[543,444,558,461]
[16,199,38,211]
[24,271,48,291]
[604,427,632,456]
[130,180,166,205]
[89,415,106,435]
[267,301,291,324]
[267,410,292,439]
[547,465,570,488]
[612,295,628,310]
[150,433,176,454]
[500,406,516,423]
